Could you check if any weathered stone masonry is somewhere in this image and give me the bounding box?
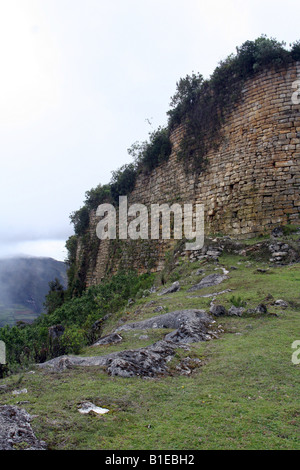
[80,63,300,287]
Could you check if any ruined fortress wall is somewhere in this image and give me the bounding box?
[84,62,300,286]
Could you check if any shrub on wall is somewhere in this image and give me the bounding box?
[84,183,112,210]
[110,162,137,204]
[128,126,172,173]
[70,206,90,236]
[167,35,298,172]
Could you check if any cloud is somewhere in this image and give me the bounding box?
[0,239,68,261]
[0,0,299,261]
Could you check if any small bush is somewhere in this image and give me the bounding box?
[60,326,86,355]
[84,184,112,210]
[70,206,90,236]
[128,126,172,173]
[282,224,299,235]
[291,40,300,61]
[110,163,137,204]
[230,295,247,308]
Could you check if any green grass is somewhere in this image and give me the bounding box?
[81,328,174,357]
[0,304,38,328]
[0,251,299,450]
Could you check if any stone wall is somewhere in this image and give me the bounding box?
[83,62,300,287]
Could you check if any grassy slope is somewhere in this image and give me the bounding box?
[0,250,299,450]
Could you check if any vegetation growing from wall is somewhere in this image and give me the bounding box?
[127,126,172,173]
[167,36,300,171]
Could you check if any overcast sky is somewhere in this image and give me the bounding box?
[0,0,299,261]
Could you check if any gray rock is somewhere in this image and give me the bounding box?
[39,310,216,377]
[116,309,210,332]
[187,288,232,299]
[107,341,177,378]
[255,304,268,314]
[139,335,149,340]
[42,341,180,378]
[246,309,256,315]
[48,324,65,340]
[206,250,220,260]
[149,286,157,293]
[274,299,288,308]
[12,389,27,396]
[39,354,118,372]
[210,305,227,317]
[176,356,202,375]
[158,281,180,295]
[271,252,288,258]
[165,318,214,344]
[271,227,284,238]
[91,319,103,332]
[195,269,205,275]
[0,405,47,450]
[228,306,245,316]
[188,274,228,292]
[153,306,165,313]
[78,402,109,415]
[92,333,122,347]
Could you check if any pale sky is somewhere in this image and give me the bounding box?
[0,0,299,261]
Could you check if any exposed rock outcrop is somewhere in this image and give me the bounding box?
[157,281,180,295]
[0,405,47,450]
[39,309,217,377]
[116,309,210,332]
[187,273,228,292]
[92,333,123,346]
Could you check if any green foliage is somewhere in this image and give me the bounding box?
[234,36,290,76]
[65,235,78,266]
[84,184,112,210]
[167,72,204,128]
[65,233,92,299]
[60,326,86,355]
[282,224,299,235]
[44,278,65,315]
[291,40,300,61]
[230,295,247,308]
[48,289,100,327]
[110,163,137,204]
[128,126,172,173]
[167,35,296,172]
[0,323,50,368]
[70,206,90,236]
[0,270,154,371]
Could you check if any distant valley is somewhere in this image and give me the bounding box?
[0,257,67,327]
